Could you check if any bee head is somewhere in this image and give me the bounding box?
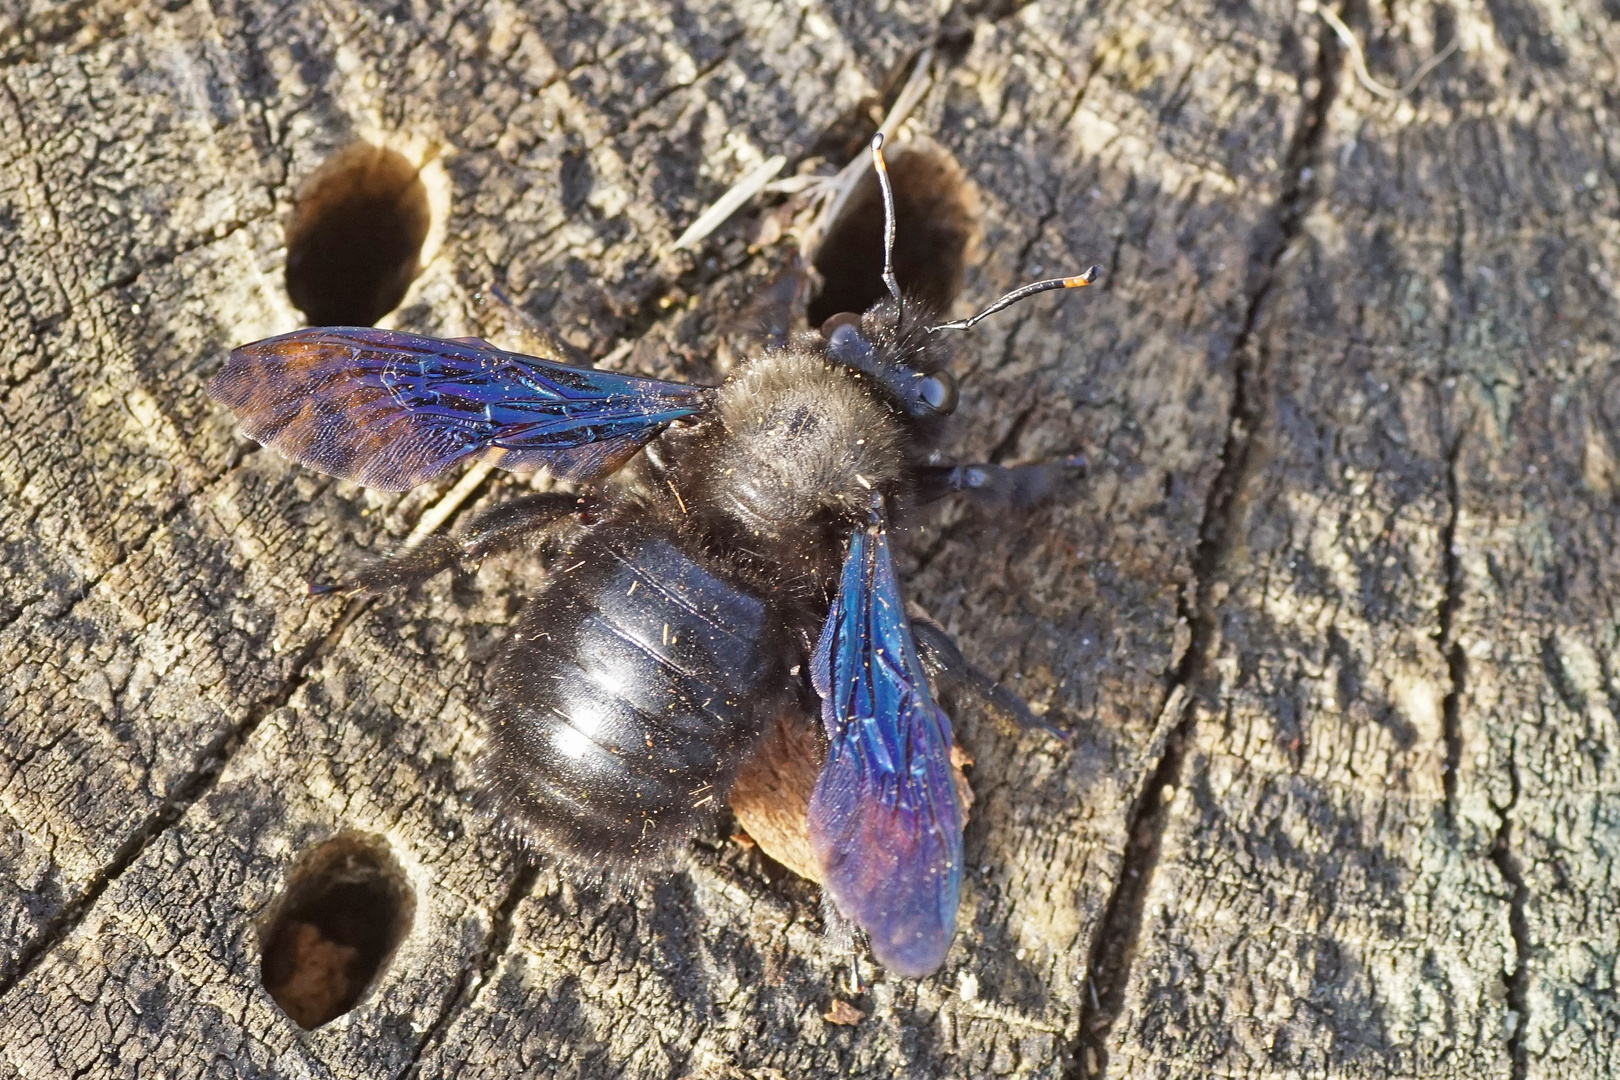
[818,308,958,420]
[813,133,1098,426]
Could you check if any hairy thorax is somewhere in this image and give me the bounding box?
[700,346,906,537]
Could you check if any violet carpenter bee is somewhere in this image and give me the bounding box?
[211,136,1098,978]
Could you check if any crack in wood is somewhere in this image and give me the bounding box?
[1437,434,1465,827]
[0,595,367,999]
[1488,753,1530,1080]
[616,30,745,138]
[97,212,273,296]
[1065,13,1344,1078]
[396,863,540,1080]
[1433,287,1530,1077]
[986,397,1039,465]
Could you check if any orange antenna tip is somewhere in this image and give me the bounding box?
[928,266,1104,333]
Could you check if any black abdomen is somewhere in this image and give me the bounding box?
[483,526,778,861]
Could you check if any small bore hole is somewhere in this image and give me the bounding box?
[808,145,980,326]
[284,143,431,326]
[259,832,415,1029]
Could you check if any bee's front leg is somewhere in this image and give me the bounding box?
[914,456,1086,509]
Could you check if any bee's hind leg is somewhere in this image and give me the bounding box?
[909,613,1069,741]
[311,491,582,597]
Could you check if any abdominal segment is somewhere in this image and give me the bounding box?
[481,528,777,862]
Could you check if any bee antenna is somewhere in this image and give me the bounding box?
[870,133,903,316]
[928,265,1103,333]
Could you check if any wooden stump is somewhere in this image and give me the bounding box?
[1,0,1615,1077]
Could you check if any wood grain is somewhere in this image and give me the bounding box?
[0,0,1614,1077]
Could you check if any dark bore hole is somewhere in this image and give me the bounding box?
[260,832,415,1029]
[807,146,980,327]
[284,142,431,327]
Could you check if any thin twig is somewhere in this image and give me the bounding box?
[664,48,939,261]
[670,154,787,251]
[404,453,501,547]
[1302,0,1459,101]
[799,47,937,260]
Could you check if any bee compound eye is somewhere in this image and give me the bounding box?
[825,320,878,374]
[917,371,958,415]
[819,311,864,337]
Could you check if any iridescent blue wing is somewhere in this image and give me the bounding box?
[209,327,712,491]
[807,497,963,978]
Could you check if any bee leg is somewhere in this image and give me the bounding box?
[309,534,460,597]
[909,614,1070,741]
[311,492,581,597]
[820,894,862,984]
[477,284,594,366]
[455,491,584,560]
[735,258,810,349]
[914,456,1085,509]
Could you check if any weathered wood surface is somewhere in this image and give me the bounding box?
[1,0,1615,1077]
